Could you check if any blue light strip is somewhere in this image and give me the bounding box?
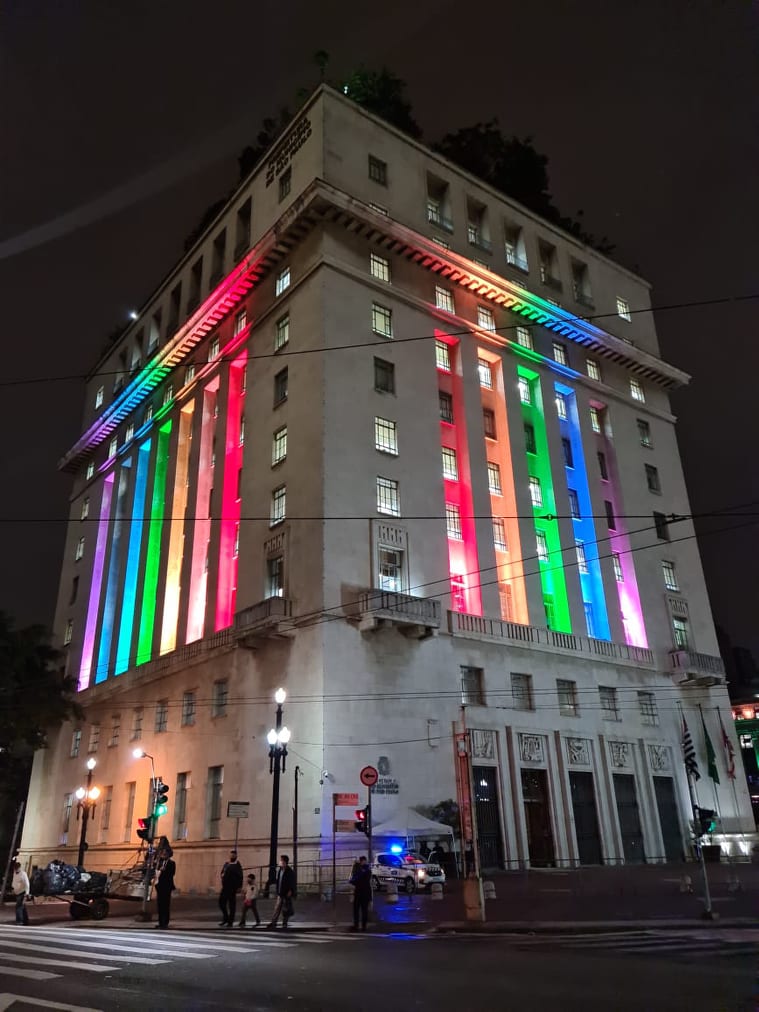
[95,461,131,683]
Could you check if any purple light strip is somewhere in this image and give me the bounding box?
[78,473,114,690]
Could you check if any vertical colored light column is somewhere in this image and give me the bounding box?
[114,439,151,673]
[135,421,171,665]
[78,474,114,690]
[215,351,247,631]
[555,381,610,640]
[186,378,219,643]
[95,464,131,683]
[518,364,572,633]
[160,403,194,655]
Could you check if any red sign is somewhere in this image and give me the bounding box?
[333,792,359,807]
[360,765,379,787]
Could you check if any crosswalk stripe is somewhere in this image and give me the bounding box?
[0,952,117,973]
[0,965,59,981]
[0,939,168,965]
[7,930,225,958]
[36,927,288,951]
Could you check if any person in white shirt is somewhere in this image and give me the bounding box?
[11,861,30,925]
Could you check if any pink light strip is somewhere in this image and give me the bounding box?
[215,350,247,631]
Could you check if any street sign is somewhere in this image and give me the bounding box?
[334,819,358,832]
[333,792,359,806]
[227,802,250,819]
[360,765,379,787]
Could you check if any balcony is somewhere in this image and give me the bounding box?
[427,204,454,233]
[670,650,725,686]
[540,264,562,291]
[356,590,441,639]
[467,226,492,254]
[234,597,294,647]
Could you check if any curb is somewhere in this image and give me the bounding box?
[433,918,759,934]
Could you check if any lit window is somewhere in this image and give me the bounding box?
[155,701,168,733]
[275,267,291,296]
[575,541,589,574]
[270,485,286,526]
[557,679,578,717]
[378,546,404,593]
[529,477,543,508]
[483,409,496,438]
[461,666,485,706]
[233,523,240,557]
[75,537,85,562]
[376,476,400,516]
[518,376,531,404]
[568,489,580,519]
[616,297,632,321]
[637,419,652,447]
[492,519,508,551]
[81,498,90,521]
[604,499,616,530]
[234,309,247,335]
[589,407,602,433]
[374,357,395,393]
[368,155,387,185]
[555,393,568,420]
[435,340,451,371]
[435,286,455,313]
[162,384,173,407]
[586,359,601,381]
[439,391,454,423]
[662,560,678,591]
[478,358,493,388]
[511,673,534,711]
[274,368,288,406]
[212,680,228,717]
[477,306,496,332]
[645,464,661,493]
[238,416,245,447]
[552,342,568,366]
[95,385,104,408]
[515,326,533,349]
[630,377,645,402]
[487,463,502,495]
[145,404,153,423]
[612,553,624,582]
[266,555,284,598]
[600,686,619,720]
[275,314,290,350]
[182,691,197,727]
[445,503,463,540]
[272,426,287,466]
[536,530,549,562]
[524,423,536,454]
[278,167,291,201]
[442,447,458,480]
[372,303,393,337]
[374,417,398,455]
[597,451,609,480]
[638,691,658,726]
[86,461,95,480]
[562,437,574,467]
[370,253,391,282]
[108,437,118,458]
[63,619,73,646]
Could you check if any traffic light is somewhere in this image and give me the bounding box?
[354,807,370,835]
[136,815,155,842]
[153,781,169,819]
[696,807,717,837]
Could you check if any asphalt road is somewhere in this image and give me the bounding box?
[0,925,755,1011]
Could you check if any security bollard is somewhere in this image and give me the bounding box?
[430,882,443,900]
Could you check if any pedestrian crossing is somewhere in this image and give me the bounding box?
[505,928,759,961]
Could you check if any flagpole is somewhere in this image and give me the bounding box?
[679,703,715,919]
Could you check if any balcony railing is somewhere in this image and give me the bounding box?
[467,227,492,253]
[427,204,454,233]
[357,590,441,637]
[505,247,529,273]
[670,650,725,677]
[540,264,562,290]
[235,596,293,636]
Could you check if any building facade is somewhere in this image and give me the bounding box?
[21,86,753,890]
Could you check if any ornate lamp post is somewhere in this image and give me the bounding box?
[75,757,100,867]
[266,688,290,894]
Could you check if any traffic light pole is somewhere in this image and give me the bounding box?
[686,773,714,919]
[138,777,158,922]
[367,787,373,864]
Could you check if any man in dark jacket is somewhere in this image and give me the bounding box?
[218,850,243,927]
[350,855,372,931]
[155,845,176,929]
[266,854,295,930]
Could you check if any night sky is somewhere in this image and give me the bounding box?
[2,1,757,655]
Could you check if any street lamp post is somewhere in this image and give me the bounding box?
[133,748,157,921]
[266,688,290,895]
[75,758,100,868]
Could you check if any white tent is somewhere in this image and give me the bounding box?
[373,808,455,846]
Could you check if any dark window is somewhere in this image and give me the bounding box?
[274,368,288,406]
[568,489,581,519]
[524,423,536,454]
[483,409,496,439]
[561,437,573,468]
[439,390,454,424]
[597,451,609,480]
[69,576,79,605]
[368,155,388,185]
[654,511,670,541]
[604,500,616,530]
[374,357,395,393]
[645,464,661,493]
[278,168,291,201]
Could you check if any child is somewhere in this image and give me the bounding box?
[238,873,261,927]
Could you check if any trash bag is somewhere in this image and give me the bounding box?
[30,868,45,897]
[86,871,108,892]
[43,861,65,895]
[60,863,81,892]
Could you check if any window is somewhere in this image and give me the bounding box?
[439,390,454,423]
[461,666,485,706]
[109,436,118,458]
[612,553,624,582]
[108,714,120,747]
[123,781,136,843]
[586,359,601,381]
[275,267,291,296]
[175,772,189,840]
[80,497,90,522]
[86,461,95,480]
[487,462,502,494]
[207,765,224,839]
[616,296,632,321]
[597,451,609,480]
[61,793,74,845]
[95,385,104,409]
[589,407,602,433]
[654,511,670,541]
[511,672,534,711]
[88,723,100,754]
[673,617,689,650]
[100,786,112,833]
[273,368,288,406]
[492,519,508,551]
[472,356,495,390]
[374,357,395,393]
[275,314,290,350]
[553,342,568,366]
[375,417,398,454]
[515,326,533,349]
[272,426,287,466]
[378,546,404,592]
[561,437,574,468]
[75,536,85,561]
[477,306,496,332]
[69,576,79,605]
[575,541,589,573]
[635,420,652,451]
[555,393,568,420]
[238,416,245,447]
[435,340,451,371]
[182,691,196,727]
[212,680,228,717]
[536,530,549,561]
[645,463,661,493]
[572,262,593,306]
[155,700,168,733]
[270,485,286,525]
[504,224,528,272]
[483,409,496,439]
[435,286,455,313]
[630,377,645,402]
[557,679,579,717]
[604,500,616,530]
[70,729,82,758]
[638,691,659,726]
[278,167,291,201]
[518,376,531,404]
[145,404,153,423]
[266,555,284,598]
[376,476,400,516]
[662,560,678,591]
[125,422,134,443]
[427,177,453,231]
[528,477,543,507]
[63,619,73,645]
[539,241,561,287]
[370,252,390,282]
[442,447,459,480]
[372,302,393,337]
[568,489,580,519]
[445,503,463,539]
[232,308,248,336]
[368,155,387,185]
[524,423,536,454]
[600,686,619,720]
[208,337,220,361]
[131,708,143,741]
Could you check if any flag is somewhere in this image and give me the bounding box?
[718,710,736,781]
[682,716,701,781]
[701,710,720,784]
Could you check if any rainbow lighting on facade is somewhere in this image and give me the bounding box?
[78,474,114,690]
[114,439,151,674]
[215,350,247,631]
[135,420,172,665]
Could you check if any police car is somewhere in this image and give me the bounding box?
[370,852,445,893]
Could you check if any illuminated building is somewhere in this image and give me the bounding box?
[21,86,753,886]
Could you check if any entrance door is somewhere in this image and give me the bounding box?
[653,776,684,862]
[521,769,555,867]
[473,766,504,869]
[569,771,603,865]
[613,773,645,864]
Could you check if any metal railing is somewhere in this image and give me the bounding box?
[467,227,492,253]
[505,247,529,272]
[426,204,454,233]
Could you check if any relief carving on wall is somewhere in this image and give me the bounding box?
[609,741,631,768]
[648,744,670,772]
[471,729,496,760]
[567,738,591,766]
[519,733,545,764]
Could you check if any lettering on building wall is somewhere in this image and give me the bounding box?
[265,117,312,187]
[373,754,399,795]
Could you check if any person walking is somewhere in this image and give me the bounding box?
[154,845,176,929]
[266,854,295,930]
[11,861,30,926]
[218,850,243,927]
[238,872,261,928]
[349,855,372,932]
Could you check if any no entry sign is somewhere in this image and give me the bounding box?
[360,765,379,787]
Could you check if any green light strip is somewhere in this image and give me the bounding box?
[136,421,172,664]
